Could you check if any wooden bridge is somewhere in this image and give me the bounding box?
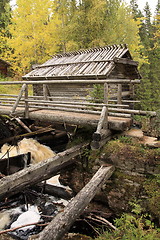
[0,45,157,147]
[0,79,156,148]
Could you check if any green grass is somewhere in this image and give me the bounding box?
[0,76,33,95]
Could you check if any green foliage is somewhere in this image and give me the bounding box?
[133,114,160,137]
[133,1,160,111]
[118,136,133,144]
[144,175,160,218]
[95,204,160,240]
[90,84,104,102]
[0,0,12,58]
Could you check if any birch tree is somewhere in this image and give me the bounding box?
[8,0,61,74]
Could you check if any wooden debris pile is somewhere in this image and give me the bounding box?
[0,116,115,239]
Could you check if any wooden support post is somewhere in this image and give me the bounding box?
[11,84,26,114]
[0,143,89,200]
[129,83,135,109]
[92,105,111,149]
[46,84,52,100]
[29,165,115,240]
[103,82,108,129]
[117,84,122,105]
[104,82,108,104]
[43,84,49,100]
[24,84,29,118]
[91,83,109,149]
[96,106,108,134]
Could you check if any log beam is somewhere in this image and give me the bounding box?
[0,79,141,85]
[29,165,115,240]
[0,143,89,200]
[114,57,139,66]
[11,84,26,114]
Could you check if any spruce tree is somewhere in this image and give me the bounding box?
[0,0,12,56]
[130,0,142,20]
[136,1,160,110]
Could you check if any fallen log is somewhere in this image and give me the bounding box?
[15,117,32,133]
[0,126,55,145]
[32,183,73,200]
[29,165,115,240]
[0,143,89,200]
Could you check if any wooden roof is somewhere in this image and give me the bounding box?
[24,44,141,80]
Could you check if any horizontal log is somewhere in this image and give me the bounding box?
[32,183,73,200]
[108,107,157,116]
[0,102,23,107]
[0,98,17,101]
[0,98,138,111]
[108,112,131,118]
[114,57,139,66]
[30,96,91,101]
[0,127,55,145]
[29,165,115,240]
[0,79,141,85]
[27,105,133,118]
[26,105,102,115]
[0,143,89,200]
[0,98,129,109]
[109,99,140,103]
[26,99,129,108]
[0,94,18,97]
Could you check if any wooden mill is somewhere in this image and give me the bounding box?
[0,44,156,148]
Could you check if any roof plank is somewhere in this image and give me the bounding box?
[24,44,141,79]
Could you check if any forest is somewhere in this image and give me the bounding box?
[0,0,159,111]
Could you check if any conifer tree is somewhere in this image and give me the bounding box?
[135,1,160,110]
[0,0,12,57]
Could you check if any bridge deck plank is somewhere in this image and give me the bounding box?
[0,106,132,131]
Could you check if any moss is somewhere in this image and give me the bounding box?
[113,169,146,184]
[133,114,160,137]
[100,139,160,166]
[144,176,160,218]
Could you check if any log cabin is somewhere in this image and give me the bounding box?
[23,44,141,102]
[0,59,10,77]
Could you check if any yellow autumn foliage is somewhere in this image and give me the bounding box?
[7,0,61,74]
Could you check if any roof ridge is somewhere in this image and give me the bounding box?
[55,44,128,58]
